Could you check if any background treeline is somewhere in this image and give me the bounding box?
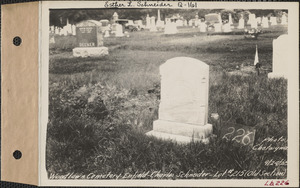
[50,9,288,27]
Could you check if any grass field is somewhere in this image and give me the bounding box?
[46,25,288,179]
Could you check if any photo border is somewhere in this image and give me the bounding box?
[39,1,299,186]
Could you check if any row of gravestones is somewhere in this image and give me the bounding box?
[50,24,76,36]
[198,15,287,33]
[147,34,289,144]
[70,19,179,57]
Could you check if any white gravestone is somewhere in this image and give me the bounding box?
[214,23,222,32]
[262,17,269,28]
[270,17,277,25]
[112,12,118,23]
[281,14,287,25]
[248,14,255,25]
[156,9,164,29]
[223,23,232,32]
[218,14,222,24]
[104,30,110,37]
[199,22,207,32]
[164,22,178,35]
[59,27,63,36]
[54,26,59,35]
[238,17,245,29]
[150,16,157,32]
[256,17,262,24]
[176,20,183,27]
[251,19,258,29]
[71,24,76,35]
[146,14,151,29]
[183,20,188,26]
[195,14,199,26]
[115,24,124,37]
[65,24,72,35]
[146,57,213,143]
[228,13,233,25]
[268,34,290,79]
[188,19,193,26]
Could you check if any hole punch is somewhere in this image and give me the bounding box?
[13,150,22,160]
[13,36,22,46]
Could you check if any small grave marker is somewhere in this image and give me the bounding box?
[238,17,245,29]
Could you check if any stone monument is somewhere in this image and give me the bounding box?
[150,16,157,32]
[251,19,258,29]
[223,23,232,32]
[281,13,287,25]
[262,17,269,28]
[72,20,108,57]
[214,23,222,32]
[146,57,213,143]
[71,24,76,35]
[115,23,124,37]
[228,13,233,25]
[156,9,164,29]
[146,14,151,29]
[164,22,178,35]
[112,12,118,23]
[270,16,277,25]
[238,16,245,29]
[268,34,289,79]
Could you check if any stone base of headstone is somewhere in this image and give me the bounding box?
[146,120,213,144]
[73,47,109,57]
[268,72,288,79]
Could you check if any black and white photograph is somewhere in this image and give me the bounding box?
[39,1,299,186]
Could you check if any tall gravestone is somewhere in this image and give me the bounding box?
[183,19,188,26]
[268,34,289,79]
[251,19,258,29]
[262,17,269,28]
[150,16,157,32]
[238,16,245,29]
[71,24,76,35]
[146,57,213,143]
[146,14,151,29]
[228,13,233,25]
[112,12,118,23]
[72,20,108,57]
[115,24,124,37]
[195,14,199,26]
[281,14,287,25]
[248,14,257,28]
[156,9,164,29]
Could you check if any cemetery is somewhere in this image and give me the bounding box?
[47,9,288,179]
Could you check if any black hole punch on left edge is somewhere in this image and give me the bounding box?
[13,36,22,46]
[13,150,22,160]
